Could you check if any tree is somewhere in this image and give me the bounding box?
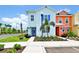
[5,24,12,34]
[44,19,49,37]
[20,23,23,33]
[40,18,55,37]
[40,24,45,37]
[50,21,55,26]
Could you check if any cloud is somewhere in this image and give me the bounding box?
[57,8,71,13]
[1,14,28,30]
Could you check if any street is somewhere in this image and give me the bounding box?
[0,34,20,38]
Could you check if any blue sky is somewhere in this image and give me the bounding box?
[0,5,79,17]
[0,5,79,30]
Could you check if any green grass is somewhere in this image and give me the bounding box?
[0,36,29,42]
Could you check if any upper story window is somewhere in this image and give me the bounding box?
[45,15,48,20]
[65,17,69,23]
[58,17,62,23]
[41,14,44,22]
[44,15,50,21]
[48,15,50,21]
[31,15,34,21]
[41,14,51,22]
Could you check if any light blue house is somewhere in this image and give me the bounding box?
[27,6,56,37]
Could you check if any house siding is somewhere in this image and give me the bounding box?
[27,6,56,37]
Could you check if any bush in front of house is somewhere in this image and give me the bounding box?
[67,31,77,37]
[0,44,4,51]
[7,49,16,53]
[13,44,22,50]
[61,33,68,37]
[18,34,24,40]
[24,34,31,38]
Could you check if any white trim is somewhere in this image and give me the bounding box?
[56,15,72,16]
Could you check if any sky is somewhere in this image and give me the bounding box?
[0,5,79,30]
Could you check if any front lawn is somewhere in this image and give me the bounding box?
[34,36,67,41]
[0,36,29,42]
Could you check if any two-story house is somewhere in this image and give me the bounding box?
[56,10,73,36]
[27,6,56,37]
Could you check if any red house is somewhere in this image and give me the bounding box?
[56,10,73,36]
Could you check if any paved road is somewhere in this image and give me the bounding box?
[0,34,20,39]
[45,47,79,53]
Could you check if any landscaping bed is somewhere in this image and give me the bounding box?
[0,44,26,53]
[0,46,25,53]
[34,36,67,41]
[0,34,29,42]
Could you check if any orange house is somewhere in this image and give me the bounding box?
[56,10,73,36]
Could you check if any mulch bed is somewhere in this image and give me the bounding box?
[0,46,26,53]
[34,37,67,41]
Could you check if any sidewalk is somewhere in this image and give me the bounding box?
[22,37,79,53]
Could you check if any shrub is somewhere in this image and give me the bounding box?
[61,33,68,37]
[13,44,22,50]
[24,34,31,38]
[18,34,25,40]
[0,44,4,51]
[7,49,16,53]
[67,31,77,37]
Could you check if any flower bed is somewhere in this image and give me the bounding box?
[0,44,26,53]
[34,36,67,41]
[0,46,25,53]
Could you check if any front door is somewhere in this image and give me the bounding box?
[31,27,36,36]
[56,27,59,36]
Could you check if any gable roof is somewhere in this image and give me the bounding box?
[56,10,71,15]
[26,6,56,14]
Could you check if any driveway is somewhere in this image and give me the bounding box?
[0,34,20,39]
[45,47,79,53]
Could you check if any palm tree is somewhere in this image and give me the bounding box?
[20,23,23,33]
[44,19,49,37]
[5,24,12,34]
[0,23,2,34]
[40,24,45,37]
[46,25,50,37]
[50,21,55,26]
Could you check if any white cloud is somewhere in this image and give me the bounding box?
[57,8,71,13]
[1,14,28,30]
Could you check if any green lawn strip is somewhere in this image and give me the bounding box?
[0,36,29,42]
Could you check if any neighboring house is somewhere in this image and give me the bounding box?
[73,12,79,36]
[56,10,73,36]
[27,6,56,37]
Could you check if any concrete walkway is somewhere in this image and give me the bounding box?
[22,37,79,53]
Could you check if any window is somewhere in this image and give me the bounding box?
[41,14,44,22]
[58,17,62,23]
[45,15,50,21]
[48,15,50,21]
[41,14,51,22]
[65,17,68,23]
[31,15,34,21]
[45,15,48,20]
[58,19,62,23]
[62,27,64,32]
